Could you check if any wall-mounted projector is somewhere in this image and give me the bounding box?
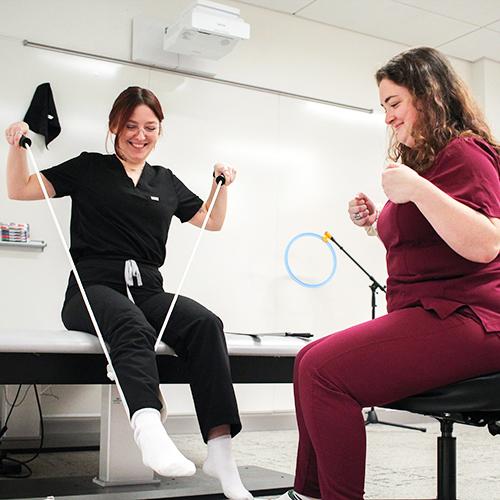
[163,0,250,60]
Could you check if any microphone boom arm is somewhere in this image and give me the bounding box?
[323,231,386,294]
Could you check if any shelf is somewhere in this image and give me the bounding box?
[0,240,47,251]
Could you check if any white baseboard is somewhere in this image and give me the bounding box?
[3,408,434,449]
[165,411,299,434]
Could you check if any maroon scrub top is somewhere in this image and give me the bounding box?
[377,136,500,333]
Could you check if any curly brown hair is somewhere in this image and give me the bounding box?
[376,47,500,173]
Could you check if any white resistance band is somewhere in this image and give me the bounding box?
[154,174,226,352]
[21,137,131,419]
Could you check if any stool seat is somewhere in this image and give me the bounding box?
[382,371,500,500]
[385,372,500,416]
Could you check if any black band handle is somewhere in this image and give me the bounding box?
[19,136,32,148]
[215,174,226,186]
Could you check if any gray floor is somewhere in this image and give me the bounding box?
[3,421,500,499]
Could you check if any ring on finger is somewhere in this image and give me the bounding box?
[354,213,362,221]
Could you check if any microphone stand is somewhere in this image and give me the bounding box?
[323,231,426,432]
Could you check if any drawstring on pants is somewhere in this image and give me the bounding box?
[124,259,143,303]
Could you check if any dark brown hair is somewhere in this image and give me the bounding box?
[108,86,164,159]
[376,47,500,173]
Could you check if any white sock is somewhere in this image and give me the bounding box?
[131,408,196,477]
[203,434,253,499]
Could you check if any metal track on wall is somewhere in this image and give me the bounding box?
[23,39,373,114]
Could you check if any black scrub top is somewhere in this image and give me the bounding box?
[42,152,203,267]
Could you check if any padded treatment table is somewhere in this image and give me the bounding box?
[0,329,307,499]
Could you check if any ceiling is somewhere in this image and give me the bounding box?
[237,0,500,63]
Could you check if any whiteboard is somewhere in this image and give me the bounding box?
[0,37,389,339]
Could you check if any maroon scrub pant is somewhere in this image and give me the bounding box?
[293,307,500,500]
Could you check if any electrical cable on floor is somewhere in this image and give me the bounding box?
[0,384,44,478]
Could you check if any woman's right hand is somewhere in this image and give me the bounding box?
[348,192,377,227]
[4,122,29,149]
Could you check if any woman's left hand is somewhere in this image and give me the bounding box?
[214,163,237,187]
[382,162,423,204]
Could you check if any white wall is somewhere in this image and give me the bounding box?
[472,58,500,136]
[0,0,498,430]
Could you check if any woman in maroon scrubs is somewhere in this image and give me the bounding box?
[282,47,500,500]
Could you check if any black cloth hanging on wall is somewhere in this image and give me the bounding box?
[23,83,61,147]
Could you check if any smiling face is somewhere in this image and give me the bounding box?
[114,104,160,166]
[379,78,418,148]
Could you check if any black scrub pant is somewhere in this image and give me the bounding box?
[61,259,241,442]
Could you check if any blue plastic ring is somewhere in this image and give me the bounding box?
[284,232,337,288]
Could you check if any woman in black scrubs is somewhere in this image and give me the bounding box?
[5,87,252,500]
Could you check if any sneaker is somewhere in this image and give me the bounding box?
[276,491,303,500]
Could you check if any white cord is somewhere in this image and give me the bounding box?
[24,143,131,419]
[3,385,32,407]
[154,178,225,351]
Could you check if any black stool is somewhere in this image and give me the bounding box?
[384,372,500,500]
